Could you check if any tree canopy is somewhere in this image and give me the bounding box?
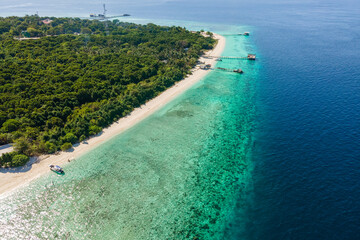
[0,16,215,167]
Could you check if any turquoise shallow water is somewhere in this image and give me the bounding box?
[2,1,360,238]
[3,1,360,239]
[0,21,258,239]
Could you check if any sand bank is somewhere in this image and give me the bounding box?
[0,33,225,196]
[0,144,13,156]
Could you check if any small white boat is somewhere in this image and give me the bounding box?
[49,165,64,174]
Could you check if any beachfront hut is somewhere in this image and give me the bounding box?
[200,64,212,70]
[247,54,256,60]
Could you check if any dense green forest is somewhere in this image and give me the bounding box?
[0,16,216,167]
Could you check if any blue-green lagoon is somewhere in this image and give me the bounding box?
[0,22,257,239]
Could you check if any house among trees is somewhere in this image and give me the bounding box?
[21,30,30,38]
[41,18,53,25]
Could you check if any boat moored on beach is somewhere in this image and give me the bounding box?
[49,165,64,174]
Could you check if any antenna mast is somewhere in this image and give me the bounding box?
[103,4,107,17]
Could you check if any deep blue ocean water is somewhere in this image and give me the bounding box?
[1,0,360,239]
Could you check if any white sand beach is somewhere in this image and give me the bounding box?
[0,144,13,156]
[0,33,226,196]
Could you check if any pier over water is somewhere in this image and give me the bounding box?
[207,54,256,60]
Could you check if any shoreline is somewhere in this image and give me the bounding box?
[0,33,226,196]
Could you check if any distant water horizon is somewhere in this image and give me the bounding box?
[1,0,360,239]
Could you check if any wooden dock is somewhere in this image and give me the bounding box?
[209,56,248,59]
[216,67,244,74]
[222,32,250,36]
[207,54,256,60]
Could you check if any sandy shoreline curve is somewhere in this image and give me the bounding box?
[0,33,225,196]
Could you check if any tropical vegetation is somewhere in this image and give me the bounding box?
[0,16,216,167]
